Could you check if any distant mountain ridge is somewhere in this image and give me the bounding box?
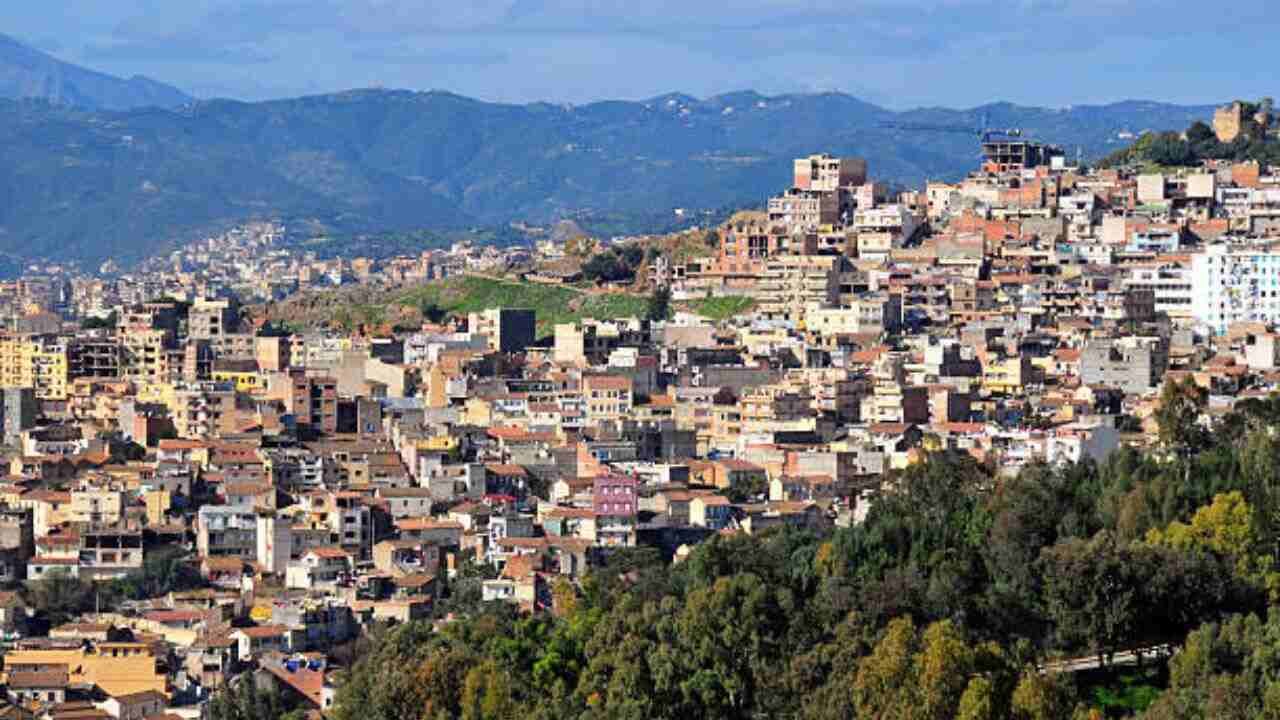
[0,33,191,110]
[0,36,1221,272]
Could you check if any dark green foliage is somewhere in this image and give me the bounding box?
[581,252,631,283]
[1102,106,1280,170]
[645,285,671,321]
[23,570,96,626]
[328,398,1280,719]
[582,244,645,283]
[110,545,205,601]
[436,559,500,618]
[210,674,305,720]
[1089,667,1164,717]
[80,311,116,330]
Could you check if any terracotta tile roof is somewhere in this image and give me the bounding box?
[396,518,463,532]
[235,625,288,638]
[484,463,528,476]
[306,547,350,560]
[584,375,632,391]
[8,669,69,689]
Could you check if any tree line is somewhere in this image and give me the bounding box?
[314,381,1280,719]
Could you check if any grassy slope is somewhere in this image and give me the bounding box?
[398,276,649,334]
[683,295,756,321]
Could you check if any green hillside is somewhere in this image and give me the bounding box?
[684,295,756,321]
[400,277,648,335]
[267,275,649,336]
[0,91,1218,272]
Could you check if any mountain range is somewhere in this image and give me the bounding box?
[0,34,1219,272]
[0,33,190,111]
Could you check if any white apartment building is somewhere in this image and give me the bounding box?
[1191,243,1280,334]
[1125,264,1193,318]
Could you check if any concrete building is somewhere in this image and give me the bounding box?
[173,382,237,440]
[980,139,1063,173]
[768,188,841,229]
[1125,264,1194,318]
[793,154,867,192]
[1191,244,1280,334]
[1080,337,1169,394]
[197,505,259,558]
[188,298,239,340]
[804,294,902,336]
[756,255,840,323]
[1,387,36,445]
[468,308,536,353]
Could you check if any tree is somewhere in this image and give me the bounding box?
[24,570,96,625]
[1009,671,1076,720]
[853,616,918,719]
[460,661,517,720]
[1186,121,1216,145]
[582,252,630,283]
[1155,378,1208,455]
[645,285,671,321]
[80,311,117,330]
[331,622,437,720]
[673,573,784,716]
[111,546,205,601]
[1145,491,1279,596]
[1039,534,1140,664]
[957,677,998,720]
[1154,377,1209,490]
[210,676,291,720]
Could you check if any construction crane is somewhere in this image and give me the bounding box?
[878,120,1024,144]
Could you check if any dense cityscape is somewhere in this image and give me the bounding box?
[4,21,1280,717]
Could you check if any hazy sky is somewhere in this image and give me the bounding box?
[7,1,1276,108]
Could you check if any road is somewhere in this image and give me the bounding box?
[1041,644,1173,674]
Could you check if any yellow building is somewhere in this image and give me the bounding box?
[211,365,263,393]
[2,642,167,697]
[981,354,1035,395]
[0,335,70,399]
[145,489,172,525]
[463,397,493,426]
[29,342,69,400]
[419,435,459,453]
[0,335,27,388]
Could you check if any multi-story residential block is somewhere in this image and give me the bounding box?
[468,308,536,353]
[172,382,237,439]
[1191,243,1280,333]
[792,154,867,192]
[197,505,259,558]
[582,374,634,427]
[756,255,840,323]
[592,473,637,547]
[1080,337,1169,395]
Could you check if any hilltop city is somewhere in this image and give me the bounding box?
[0,99,1278,719]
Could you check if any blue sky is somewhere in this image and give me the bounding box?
[7,1,1277,108]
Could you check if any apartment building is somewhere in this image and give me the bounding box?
[756,255,840,323]
[768,188,840,229]
[582,374,634,427]
[197,505,258,558]
[793,154,867,192]
[804,293,902,336]
[188,298,238,340]
[284,372,338,435]
[1125,264,1194,318]
[172,382,238,440]
[467,308,536,353]
[1080,337,1169,395]
[1191,243,1280,334]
